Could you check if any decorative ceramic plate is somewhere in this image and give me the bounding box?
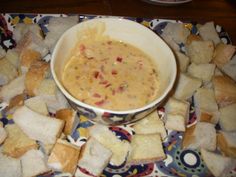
[141,0,192,5]
[0,13,234,177]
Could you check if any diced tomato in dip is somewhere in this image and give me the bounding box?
[62,39,159,111]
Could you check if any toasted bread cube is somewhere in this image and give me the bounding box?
[78,137,112,176]
[48,139,80,175]
[35,79,69,113]
[132,110,167,140]
[89,124,131,166]
[16,31,48,57]
[19,49,41,74]
[161,33,180,51]
[213,43,236,68]
[3,124,38,158]
[182,122,216,151]
[186,34,203,46]
[0,124,7,145]
[200,148,236,177]
[217,131,236,158]
[162,22,190,44]
[174,73,202,100]
[5,49,19,68]
[194,88,219,124]
[24,96,48,116]
[165,97,190,117]
[198,22,221,45]
[0,75,25,103]
[13,23,43,43]
[6,94,25,114]
[187,63,215,83]
[44,16,78,52]
[0,58,18,86]
[186,40,214,64]
[21,149,50,177]
[25,61,49,96]
[213,76,236,107]
[0,154,22,177]
[13,106,64,144]
[219,103,236,132]
[165,114,186,132]
[128,134,166,165]
[175,51,190,72]
[164,97,189,132]
[222,55,236,81]
[55,108,80,135]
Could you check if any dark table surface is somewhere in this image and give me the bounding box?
[0,0,236,43]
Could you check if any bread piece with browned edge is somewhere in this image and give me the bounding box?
[213,43,235,68]
[175,51,190,72]
[219,103,236,132]
[55,108,80,135]
[21,149,50,177]
[162,22,190,44]
[185,34,203,46]
[222,55,236,82]
[13,106,64,144]
[186,40,214,64]
[5,94,25,114]
[198,21,221,45]
[19,49,41,74]
[213,75,236,107]
[25,60,49,96]
[16,31,48,57]
[89,124,131,166]
[24,96,48,116]
[164,97,190,132]
[48,139,80,175]
[0,122,7,145]
[78,137,112,176]
[201,148,236,177]
[127,133,166,165]
[0,75,25,103]
[217,131,236,158]
[173,73,202,100]
[132,110,167,140]
[194,88,219,124]
[44,16,78,52]
[182,122,216,151]
[13,23,43,43]
[35,79,70,113]
[187,63,215,83]
[2,124,38,158]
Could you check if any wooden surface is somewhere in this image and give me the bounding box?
[0,0,236,43]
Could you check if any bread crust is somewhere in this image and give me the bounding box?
[213,43,236,68]
[56,108,75,135]
[20,49,41,69]
[213,75,236,107]
[48,139,80,174]
[25,61,49,96]
[186,34,202,46]
[182,125,196,149]
[217,132,236,158]
[3,124,38,158]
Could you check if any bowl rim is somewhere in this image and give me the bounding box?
[51,17,177,114]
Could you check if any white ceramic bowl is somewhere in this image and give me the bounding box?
[51,18,176,125]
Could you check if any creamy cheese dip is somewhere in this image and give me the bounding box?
[62,39,159,111]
